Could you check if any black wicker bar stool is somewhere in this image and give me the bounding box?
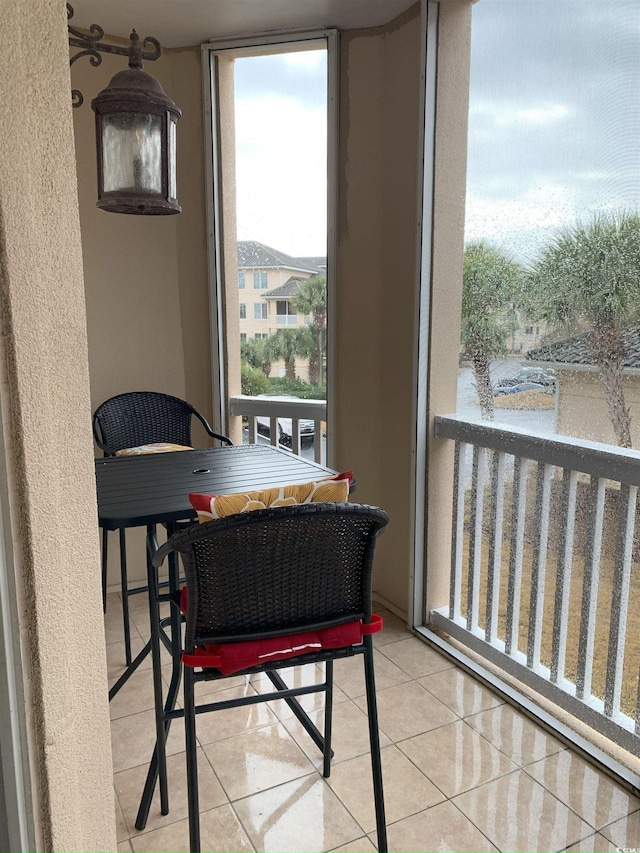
[93,391,232,665]
[148,501,389,853]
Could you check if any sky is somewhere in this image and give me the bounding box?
[465,0,640,264]
[230,1,640,263]
[233,49,327,259]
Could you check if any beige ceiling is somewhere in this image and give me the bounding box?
[69,0,417,48]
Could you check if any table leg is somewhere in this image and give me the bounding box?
[135,523,184,831]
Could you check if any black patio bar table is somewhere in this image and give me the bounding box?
[95,443,342,829]
[96,442,338,531]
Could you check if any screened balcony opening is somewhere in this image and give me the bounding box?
[427,0,640,779]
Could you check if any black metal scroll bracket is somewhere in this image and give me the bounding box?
[67,3,162,108]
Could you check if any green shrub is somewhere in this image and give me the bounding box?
[268,377,326,400]
[241,362,271,396]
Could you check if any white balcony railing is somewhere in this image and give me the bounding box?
[433,414,640,757]
[229,395,326,464]
[276,316,299,327]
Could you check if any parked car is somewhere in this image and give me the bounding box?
[493,369,556,392]
[516,368,556,387]
[255,395,315,446]
[493,381,544,396]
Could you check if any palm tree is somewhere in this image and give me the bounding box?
[292,274,326,386]
[461,241,523,419]
[241,337,271,377]
[294,325,321,385]
[528,211,640,448]
[267,329,300,382]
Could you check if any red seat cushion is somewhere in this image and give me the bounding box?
[181,614,383,675]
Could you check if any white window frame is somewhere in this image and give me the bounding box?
[253,303,268,321]
[411,0,438,629]
[253,271,268,290]
[202,29,339,464]
[0,391,35,851]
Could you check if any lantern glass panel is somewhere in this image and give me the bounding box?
[102,113,162,194]
[168,117,177,200]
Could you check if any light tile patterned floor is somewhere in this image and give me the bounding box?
[105,592,640,852]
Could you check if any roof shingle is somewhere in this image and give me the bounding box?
[527,328,640,369]
[237,241,324,274]
[261,276,305,299]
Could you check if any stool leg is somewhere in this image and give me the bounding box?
[119,528,132,666]
[363,637,387,852]
[323,659,334,778]
[184,666,200,853]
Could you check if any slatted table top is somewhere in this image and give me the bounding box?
[95,444,338,530]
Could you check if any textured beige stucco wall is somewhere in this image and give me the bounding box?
[72,51,186,413]
[73,46,217,586]
[171,47,219,431]
[336,5,421,613]
[557,371,640,449]
[0,2,115,850]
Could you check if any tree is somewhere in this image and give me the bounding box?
[294,325,321,385]
[241,361,270,396]
[267,328,300,382]
[292,274,326,386]
[461,241,523,419]
[528,211,640,448]
[241,337,271,377]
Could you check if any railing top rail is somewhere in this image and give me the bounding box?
[435,414,640,486]
[230,395,327,420]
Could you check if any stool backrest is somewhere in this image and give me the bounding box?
[93,391,228,456]
[167,502,389,648]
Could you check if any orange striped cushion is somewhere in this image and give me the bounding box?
[189,471,352,521]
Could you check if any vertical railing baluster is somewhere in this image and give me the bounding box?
[449,441,465,620]
[506,456,528,656]
[467,445,486,632]
[486,450,506,644]
[576,476,606,700]
[314,422,324,465]
[604,483,637,717]
[527,462,552,669]
[551,468,577,684]
[291,419,301,456]
[248,416,257,444]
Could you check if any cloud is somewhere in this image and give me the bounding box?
[470,101,573,128]
[465,183,579,260]
[465,0,640,260]
[234,93,327,256]
[282,50,325,70]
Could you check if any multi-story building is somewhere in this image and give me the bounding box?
[237,241,325,342]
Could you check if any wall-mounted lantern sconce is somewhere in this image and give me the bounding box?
[68,4,181,215]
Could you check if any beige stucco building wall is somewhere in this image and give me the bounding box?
[335,4,422,612]
[0,2,115,850]
[335,1,471,615]
[556,370,640,449]
[240,267,313,339]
